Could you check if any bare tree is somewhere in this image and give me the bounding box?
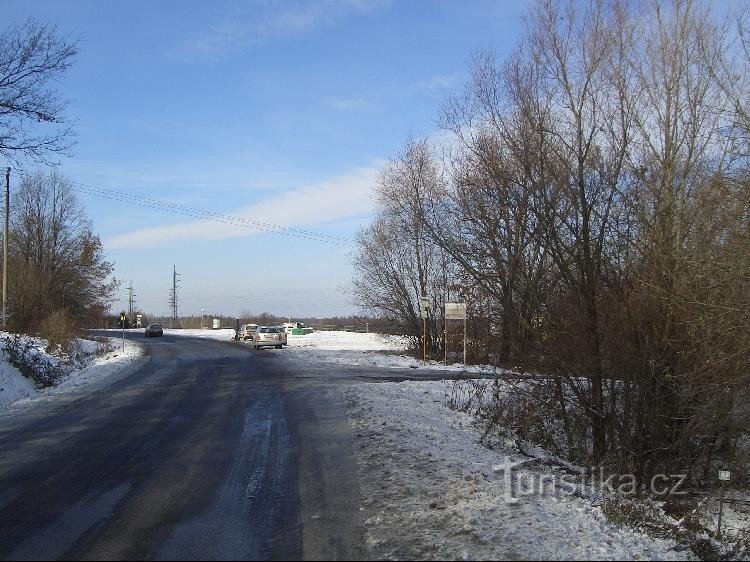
[507,0,637,462]
[352,0,750,484]
[352,140,453,353]
[9,171,117,337]
[0,19,77,165]
[437,50,554,364]
[615,0,750,479]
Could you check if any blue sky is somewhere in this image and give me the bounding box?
[4,0,529,318]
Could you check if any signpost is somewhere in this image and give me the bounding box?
[419,296,429,363]
[445,302,467,365]
[717,470,731,539]
[119,313,126,352]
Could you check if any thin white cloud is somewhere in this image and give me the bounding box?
[104,163,382,250]
[327,96,369,111]
[414,73,461,96]
[177,0,389,59]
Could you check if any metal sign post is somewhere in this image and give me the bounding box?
[3,167,9,330]
[717,470,731,539]
[444,324,448,366]
[445,303,467,365]
[420,296,429,363]
[120,313,126,352]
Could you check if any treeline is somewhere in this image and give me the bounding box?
[6,171,116,346]
[110,313,396,333]
[352,0,750,481]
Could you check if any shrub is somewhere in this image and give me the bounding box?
[37,309,81,354]
[2,334,67,388]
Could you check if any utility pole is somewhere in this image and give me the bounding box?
[3,167,9,330]
[168,265,181,328]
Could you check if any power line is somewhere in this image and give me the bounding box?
[65,180,356,246]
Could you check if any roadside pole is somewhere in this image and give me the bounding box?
[420,296,429,364]
[120,312,125,352]
[463,315,467,365]
[717,470,731,539]
[445,302,467,366]
[444,324,448,366]
[3,167,9,330]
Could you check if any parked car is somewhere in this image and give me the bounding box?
[252,326,287,349]
[239,323,259,340]
[145,323,163,337]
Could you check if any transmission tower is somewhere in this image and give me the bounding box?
[168,265,181,328]
[127,281,137,316]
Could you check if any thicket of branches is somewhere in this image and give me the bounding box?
[352,0,750,482]
[0,18,77,165]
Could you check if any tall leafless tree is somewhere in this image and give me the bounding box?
[352,0,750,482]
[9,171,117,336]
[0,19,78,165]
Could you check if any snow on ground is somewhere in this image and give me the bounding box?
[0,361,36,405]
[282,331,517,374]
[0,335,144,414]
[163,328,237,340]
[102,328,238,341]
[47,339,143,395]
[347,380,690,561]
[155,328,504,373]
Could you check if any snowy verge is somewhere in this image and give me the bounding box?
[284,330,512,374]
[132,327,512,374]
[347,380,690,561]
[0,335,145,415]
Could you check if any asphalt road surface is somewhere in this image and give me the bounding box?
[0,332,462,561]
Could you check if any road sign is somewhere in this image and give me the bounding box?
[719,470,731,481]
[420,296,429,319]
[445,302,467,320]
[119,313,125,352]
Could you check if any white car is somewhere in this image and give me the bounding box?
[239,323,259,340]
[252,326,287,349]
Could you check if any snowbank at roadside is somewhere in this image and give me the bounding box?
[347,380,689,561]
[0,334,144,412]
[0,361,35,405]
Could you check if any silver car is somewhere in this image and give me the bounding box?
[239,323,259,340]
[252,326,287,349]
